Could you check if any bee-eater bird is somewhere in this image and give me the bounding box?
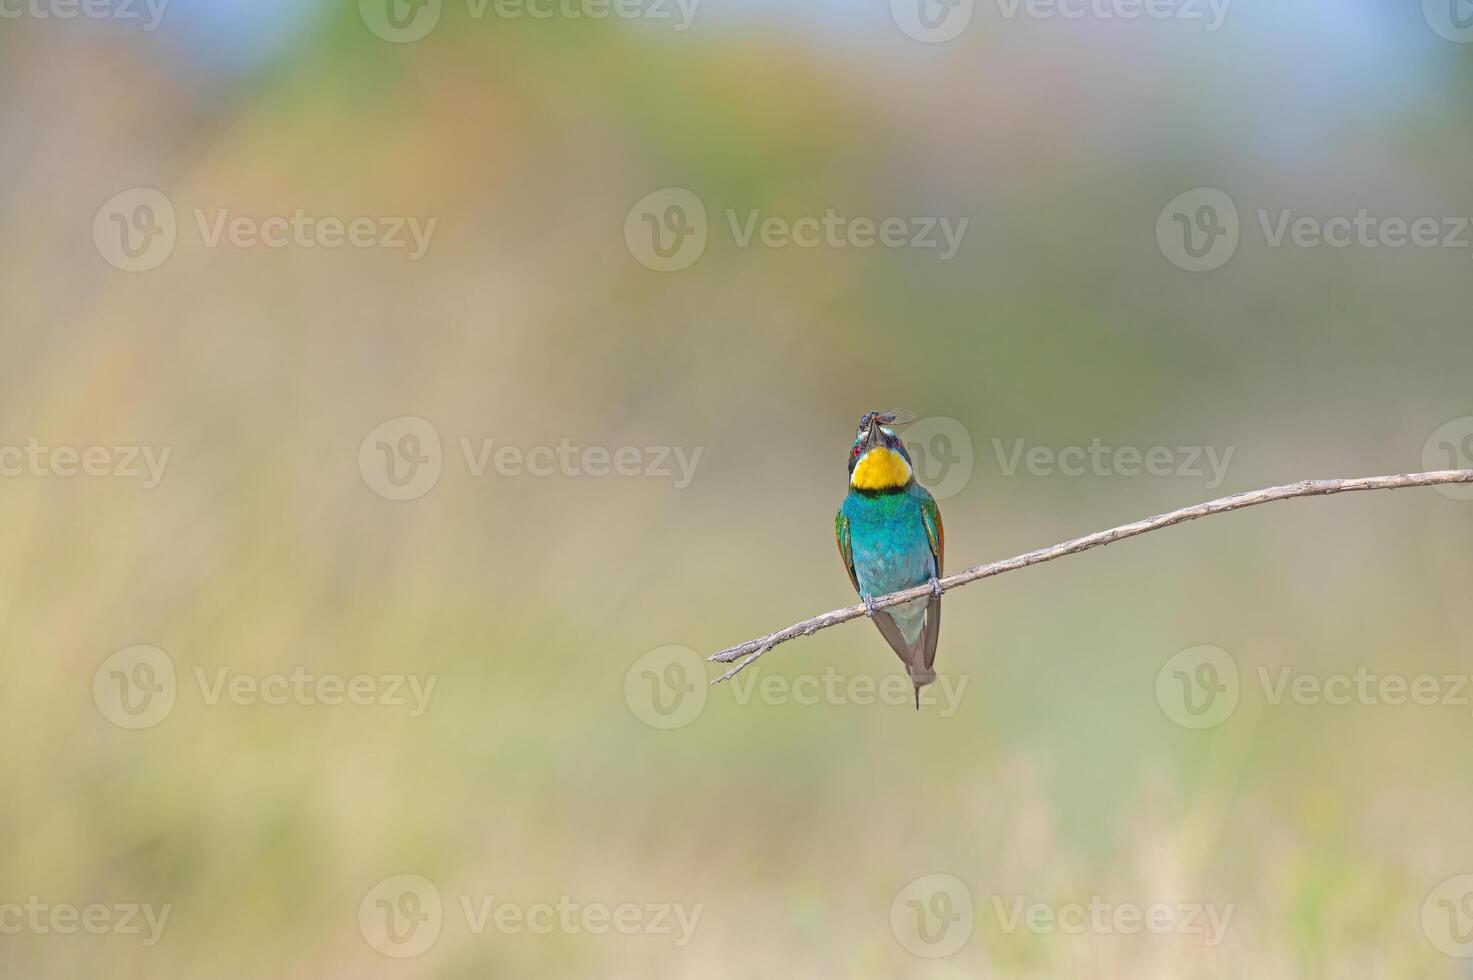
[835,410,945,709]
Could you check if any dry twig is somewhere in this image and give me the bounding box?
[708,470,1473,684]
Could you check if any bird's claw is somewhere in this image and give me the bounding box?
[929,576,943,600]
[862,593,878,618]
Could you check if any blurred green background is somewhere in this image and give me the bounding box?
[1,0,1471,976]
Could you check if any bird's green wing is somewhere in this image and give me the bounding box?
[835,510,861,595]
[917,488,944,686]
[920,490,944,575]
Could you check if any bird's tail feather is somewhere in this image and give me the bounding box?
[909,654,935,711]
[867,605,938,711]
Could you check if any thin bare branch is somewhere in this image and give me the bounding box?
[708,469,1473,683]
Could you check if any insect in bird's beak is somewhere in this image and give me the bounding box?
[858,409,911,452]
[863,416,886,451]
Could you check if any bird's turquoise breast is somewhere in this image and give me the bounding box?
[841,489,936,642]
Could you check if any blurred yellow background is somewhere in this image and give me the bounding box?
[1,1,1471,976]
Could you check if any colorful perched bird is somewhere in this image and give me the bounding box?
[835,410,945,709]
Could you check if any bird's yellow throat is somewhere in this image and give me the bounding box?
[851,446,913,491]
